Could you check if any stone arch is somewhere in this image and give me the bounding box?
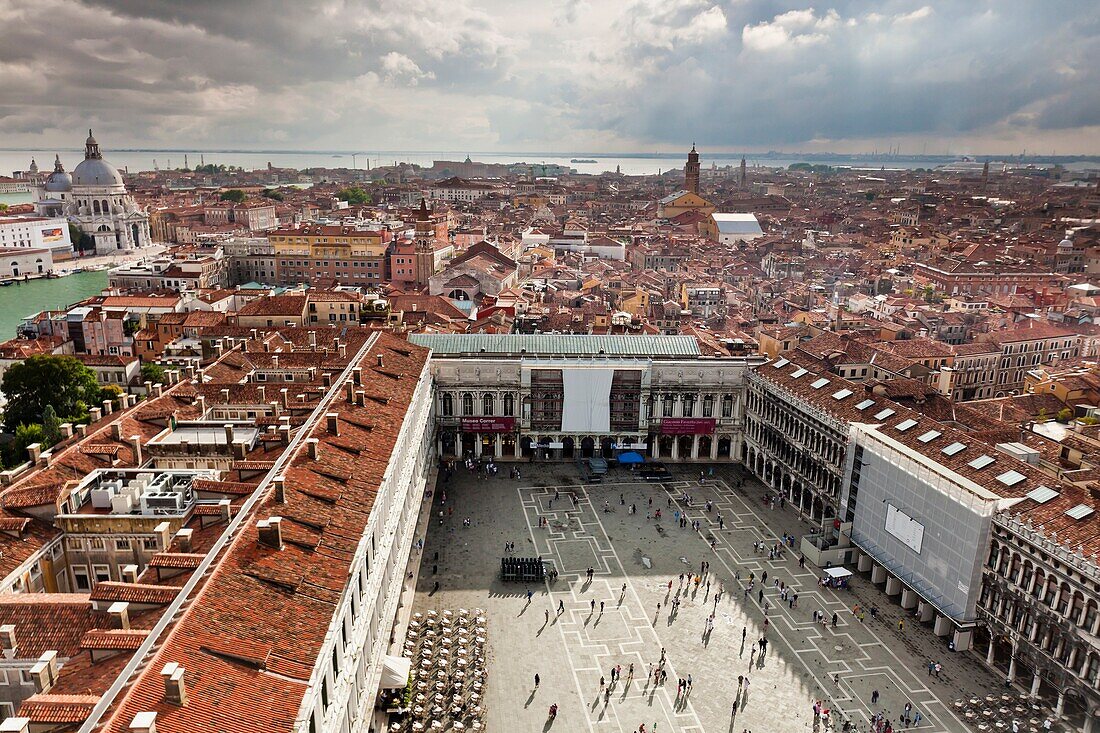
[580,436,595,458]
[562,436,575,459]
[718,435,731,459]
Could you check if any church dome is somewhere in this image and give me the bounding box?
[72,128,124,187]
[73,158,123,187]
[44,155,72,193]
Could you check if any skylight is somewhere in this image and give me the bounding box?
[773,357,790,368]
[1066,504,1095,520]
[1026,486,1058,504]
[855,399,875,410]
[968,455,995,470]
[791,368,808,379]
[832,388,853,400]
[874,408,895,420]
[895,419,918,432]
[942,442,966,456]
[811,377,830,389]
[996,470,1026,487]
[918,430,942,443]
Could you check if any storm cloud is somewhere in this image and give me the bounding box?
[1,0,1097,153]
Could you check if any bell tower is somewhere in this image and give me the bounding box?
[413,198,434,290]
[684,143,700,195]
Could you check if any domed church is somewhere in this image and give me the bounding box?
[32,130,152,254]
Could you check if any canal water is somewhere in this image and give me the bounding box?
[0,271,108,339]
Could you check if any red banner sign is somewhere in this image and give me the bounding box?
[660,418,715,435]
[460,417,516,433]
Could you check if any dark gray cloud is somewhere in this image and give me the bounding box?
[1,0,1097,153]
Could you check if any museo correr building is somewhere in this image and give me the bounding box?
[408,333,765,463]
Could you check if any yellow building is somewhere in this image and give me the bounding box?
[268,225,389,257]
[657,190,716,219]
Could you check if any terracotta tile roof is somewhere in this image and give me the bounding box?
[147,553,204,570]
[0,594,109,657]
[191,478,255,496]
[101,332,431,733]
[89,582,180,606]
[80,629,151,651]
[18,694,100,724]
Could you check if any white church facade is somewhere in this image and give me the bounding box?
[32,131,152,255]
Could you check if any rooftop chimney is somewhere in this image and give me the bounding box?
[308,331,317,348]
[257,517,283,549]
[353,367,362,386]
[356,390,366,407]
[338,342,347,357]
[196,395,206,414]
[130,435,143,466]
[102,398,114,415]
[257,385,266,402]
[0,624,17,658]
[345,381,355,403]
[25,442,41,465]
[108,601,130,630]
[307,438,320,460]
[376,354,384,369]
[273,475,286,503]
[121,564,139,583]
[128,712,157,733]
[89,407,102,422]
[220,388,230,402]
[111,423,123,441]
[161,662,188,706]
[39,650,58,686]
[175,528,193,553]
[322,373,331,388]
[224,424,235,444]
[281,387,290,408]
[0,719,30,733]
[60,422,73,439]
[326,413,339,436]
[272,354,280,368]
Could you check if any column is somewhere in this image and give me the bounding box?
[885,576,902,597]
[1030,672,1042,697]
[857,553,874,573]
[710,435,719,460]
[494,434,502,459]
[900,588,918,609]
[671,440,679,461]
[919,602,935,623]
[987,639,997,666]
[953,627,973,652]
[933,614,953,637]
[691,435,700,460]
[1007,651,1017,683]
[1055,690,1065,717]
[871,564,887,584]
[650,439,659,459]
[473,434,482,458]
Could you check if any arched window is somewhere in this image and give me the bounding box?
[101,200,109,214]
[462,393,473,416]
[702,394,714,417]
[441,393,453,416]
[682,394,696,417]
[503,393,514,417]
[662,394,675,417]
[482,393,494,415]
[93,200,101,214]
[722,394,733,417]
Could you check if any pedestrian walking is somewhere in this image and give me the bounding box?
[871,689,879,705]
[558,599,564,614]
[534,673,540,688]
[600,601,604,613]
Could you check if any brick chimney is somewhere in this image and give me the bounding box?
[376,353,384,369]
[175,528,193,553]
[121,564,139,583]
[25,442,41,464]
[0,624,17,658]
[257,517,283,549]
[102,398,114,415]
[307,438,320,460]
[353,367,362,386]
[345,381,355,403]
[161,662,188,706]
[108,601,130,630]
[112,422,123,440]
[273,475,286,503]
[326,413,339,436]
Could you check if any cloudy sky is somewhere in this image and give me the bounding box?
[1,0,1098,154]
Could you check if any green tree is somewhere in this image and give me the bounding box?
[219,189,247,203]
[1,355,100,431]
[0,203,8,212]
[141,362,166,384]
[1057,407,1073,423]
[67,222,94,252]
[338,187,371,205]
[262,189,284,201]
[41,405,62,446]
[5,423,47,467]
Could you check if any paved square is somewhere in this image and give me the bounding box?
[408,464,1013,732]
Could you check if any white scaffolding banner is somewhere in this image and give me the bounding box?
[561,368,614,433]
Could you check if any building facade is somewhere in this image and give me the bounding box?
[411,334,763,463]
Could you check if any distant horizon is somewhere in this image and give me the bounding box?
[3,146,1098,163]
